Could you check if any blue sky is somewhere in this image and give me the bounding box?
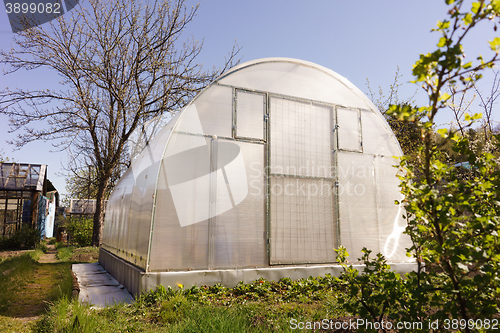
[0,0,498,197]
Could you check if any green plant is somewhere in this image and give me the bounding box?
[0,225,41,250]
[337,1,500,332]
[36,241,48,254]
[56,246,75,262]
[336,247,409,327]
[169,305,267,333]
[157,294,189,324]
[66,217,93,247]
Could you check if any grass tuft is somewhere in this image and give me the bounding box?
[56,246,75,262]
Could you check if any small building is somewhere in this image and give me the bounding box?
[100,58,415,295]
[0,163,58,239]
[69,199,106,215]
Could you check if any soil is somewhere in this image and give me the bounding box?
[38,244,57,263]
[0,249,32,261]
[70,247,99,263]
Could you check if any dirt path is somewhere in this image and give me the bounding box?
[38,244,58,263]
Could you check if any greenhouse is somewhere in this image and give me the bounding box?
[100,58,415,295]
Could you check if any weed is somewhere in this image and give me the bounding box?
[56,246,75,262]
[0,226,41,250]
[32,275,353,333]
[169,305,268,333]
[36,242,48,254]
[30,248,45,261]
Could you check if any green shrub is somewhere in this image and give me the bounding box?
[337,1,500,331]
[66,217,93,247]
[36,242,48,254]
[0,226,41,250]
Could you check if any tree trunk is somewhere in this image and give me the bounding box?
[92,178,108,247]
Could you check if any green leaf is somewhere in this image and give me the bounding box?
[437,128,449,138]
[493,0,500,12]
[472,112,482,120]
[436,20,450,30]
[439,92,451,101]
[489,37,500,51]
[437,37,447,48]
[471,2,482,14]
[463,13,473,25]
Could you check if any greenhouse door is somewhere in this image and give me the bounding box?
[268,96,338,264]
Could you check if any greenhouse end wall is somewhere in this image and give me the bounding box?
[100,58,416,293]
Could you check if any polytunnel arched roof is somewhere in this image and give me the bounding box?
[211,57,380,111]
[129,57,401,161]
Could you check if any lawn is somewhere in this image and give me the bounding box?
[0,243,99,333]
[0,244,358,333]
[33,276,355,333]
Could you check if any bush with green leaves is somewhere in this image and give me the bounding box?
[337,1,500,332]
[66,216,93,247]
[0,225,41,250]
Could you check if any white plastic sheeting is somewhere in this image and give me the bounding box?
[101,58,413,275]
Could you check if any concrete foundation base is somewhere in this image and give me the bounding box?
[99,248,417,296]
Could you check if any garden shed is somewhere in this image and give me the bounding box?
[100,58,415,295]
[0,163,58,239]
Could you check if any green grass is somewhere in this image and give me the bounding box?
[32,276,351,333]
[1,249,351,333]
[168,305,270,333]
[0,315,35,333]
[55,245,99,263]
[0,245,74,333]
[0,253,38,314]
[33,298,275,333]
[56,246,75,261]
[0,253,73,318]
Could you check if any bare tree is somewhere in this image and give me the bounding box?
[475,70,500,141]
[0,0,240,246]
[447,74,476,137]
[446,70,499,153]
[366,66,417,115]
[366,68,421,156]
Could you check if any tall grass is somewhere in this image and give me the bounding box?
[0,253,37,314]
[33,298,273,333]
[32,277,342,333]
[169,306,269,333]
[34,298,161,333]
[0,252,73,318]
[55,246,75,261]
